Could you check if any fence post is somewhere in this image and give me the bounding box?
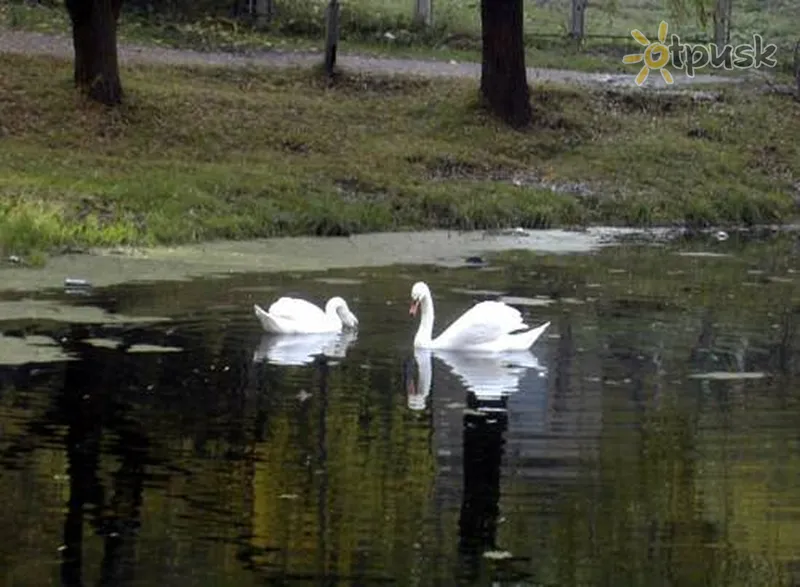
[795,40,800,100]
[254,0,274,26]
[569,0,586,41]
[324,0,340,77]
[712,0,732,60]
[413,0,433,27]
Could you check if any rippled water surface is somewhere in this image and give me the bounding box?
[2,233,800,586]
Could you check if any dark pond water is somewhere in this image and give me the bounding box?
[2,233,800,586]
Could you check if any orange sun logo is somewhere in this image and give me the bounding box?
[623,21,674,86]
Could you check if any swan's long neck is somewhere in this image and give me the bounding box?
[324,301,342,326]
[414,294,435,348]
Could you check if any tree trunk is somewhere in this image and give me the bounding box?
[480,0,532,129]
[324,0,340,77]
[65,0,123,106]
[413,0,433,27]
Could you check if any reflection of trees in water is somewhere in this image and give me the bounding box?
[244,341,438,582]
[418,339,555,583]
[553,311,572,411]
[3,353,154,587]
[457,395,509,583]
[316,359,330,579]
[2,246,800,585]
[0,320,262,585]
[565,307,796,585]
[482,296,797,586]
[60,355,148,587]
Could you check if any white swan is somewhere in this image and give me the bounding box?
[406,348,546,410]
[254,296,358,334]
[253,330,358,366]
[408,282,550,352]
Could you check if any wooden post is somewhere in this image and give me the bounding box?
[569,0,586,42]
[795,40,800,100]
[254,0,274,26]
[324,0,340,77]
[413,0,433,27]
[712,0,732,58]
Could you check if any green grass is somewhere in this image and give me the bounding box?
[0,52,798,257]
[3,0,797,77]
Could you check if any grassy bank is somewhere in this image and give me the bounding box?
[3,0,797,77]
[0,52,798,257]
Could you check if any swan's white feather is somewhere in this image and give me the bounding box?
[432,300,528,350]
[254,296,348,334]
[411,281,550,352]
[268,297,327,322]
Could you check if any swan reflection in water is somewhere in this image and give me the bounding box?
[253,330,358,366]
[403,347,549,580]
[404,348,547,411]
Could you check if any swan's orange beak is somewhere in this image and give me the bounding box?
[409,299,419,316]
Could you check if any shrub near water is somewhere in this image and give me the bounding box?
[0,52,798,256]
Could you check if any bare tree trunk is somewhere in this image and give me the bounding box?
[480,0,532,128]
[65,0,123,106]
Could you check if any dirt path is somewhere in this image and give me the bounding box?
[0,28,740,89]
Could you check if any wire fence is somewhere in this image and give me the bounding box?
[228,0,794,47]
[12,0,795,49]
[224,0,797,74]
[7,0,797,73]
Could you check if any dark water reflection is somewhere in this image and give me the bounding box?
[2,234,800,586]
